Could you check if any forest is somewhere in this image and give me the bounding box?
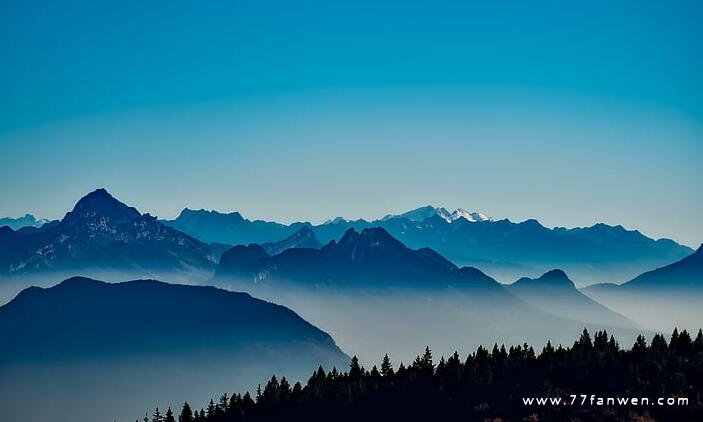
[139,328,703,422]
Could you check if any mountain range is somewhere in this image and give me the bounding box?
[0,276,347,422]
[163,205,692,284]
[217,227,498,290]
[162,208,307,246]
[3,191,692,284]
[2,188,698,421]
[214,226,643,363]
[0,189,215,280]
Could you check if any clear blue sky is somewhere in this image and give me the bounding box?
[1,1,702,246]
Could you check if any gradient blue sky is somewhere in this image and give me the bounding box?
[1,1,702,246]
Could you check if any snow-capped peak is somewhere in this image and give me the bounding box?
[450,208,491,223]
[433,207,491,223]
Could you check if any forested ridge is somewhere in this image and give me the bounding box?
[140,328,703,422]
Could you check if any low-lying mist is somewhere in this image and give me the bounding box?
[216,279,645,365]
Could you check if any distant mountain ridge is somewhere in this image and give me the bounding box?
[163,208,307,246]
[261,226,321,256]
[0,189,214,275]
[167,205,691,284]
[0,214,50,230]
[379,205,491,223]
[1,193,694,285]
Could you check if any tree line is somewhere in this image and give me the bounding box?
[140,328,703,422]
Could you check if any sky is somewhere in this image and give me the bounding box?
[1,1,702,247]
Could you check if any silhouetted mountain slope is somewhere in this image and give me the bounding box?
[620,244,703,290]
[0,189,215,275]
[162,208,306,245]
[0,276,345,361]
[509,270,636,328]
[581,246,703,331]
[261,226,321,256]
[0,277,347,422]
[168,205,691,284]
[218,227,497,289]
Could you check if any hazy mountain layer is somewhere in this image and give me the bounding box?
[215,228,642,363]
[509,269,636,328]
[583,245,703,331]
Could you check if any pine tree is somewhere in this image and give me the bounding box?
[694,329,703,351]
[242,392,255,409]
[542,340,554,356]
[651,333,668,353]
[421,346,434,372]
[632,334,647,354]
[279,376,291,399]
[578,328,593,350]
[206,399,216,418]
[152,408,163,422]
[164,407,175,422]
[380,354,394,377]
[349,356,362,380]
[179,402,193,422]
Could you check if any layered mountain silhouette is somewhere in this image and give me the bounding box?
[261,225,321,256]
[620,244,702,290]
[509,269,635,328]
[215,227,641,365]
[582,246,703,331]
[0,277,347,422]
[166,205,692,284]
[217,227,498,290]
[163,208,307,245]
[0,213,50,231]
[0,189,214,276]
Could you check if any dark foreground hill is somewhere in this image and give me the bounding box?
[0,277,347,422]
[144,328,703,422]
